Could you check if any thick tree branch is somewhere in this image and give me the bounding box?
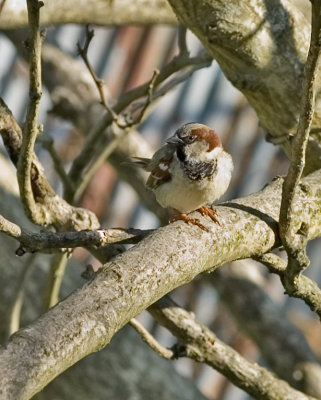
[5,1,321,175]
[0,175,206,400]
[1,171,321,399]
[167,0,321,174]
[0,0,177,28]
[150,297,316,400]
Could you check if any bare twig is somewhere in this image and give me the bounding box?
[0,213,22,238]
[72,70,159,202]
[0,205,149,309]
[149,297,316,400]
[71,124,127,202]
[38,135,73,194]
[254,253,321,317]
[254,252,287,274]
[1,15,99,231]
[7,255,37,337]
[77,26,119,122]
[0,5,99,230]
[78,26,160,129]
[66,26,162,202]
[129,318,173,359]
[17,0,44,221]
[0,98,100,230]
[65,42,212,202]
[43,253,69,309]
[279,1,321,281]
[0,212,152,254]
[112,51,211,114]
[123,68,159,127]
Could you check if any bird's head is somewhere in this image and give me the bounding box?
[167,123,222,161]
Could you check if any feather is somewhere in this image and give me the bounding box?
[183,159,217,181]
[122,157,151,170]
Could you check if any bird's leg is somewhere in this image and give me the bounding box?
[197,206,220,225]
[169,210,209,231]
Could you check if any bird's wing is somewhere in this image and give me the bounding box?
[146,144,175,189]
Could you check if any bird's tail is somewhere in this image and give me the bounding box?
[122,157,151,170]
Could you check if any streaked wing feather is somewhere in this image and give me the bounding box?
[146,163,172,189]
[146,144,175,189]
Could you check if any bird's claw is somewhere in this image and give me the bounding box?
[169,213,209,231]
[198,206,220,225]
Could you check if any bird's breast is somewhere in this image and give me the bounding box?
[153,154,233,213]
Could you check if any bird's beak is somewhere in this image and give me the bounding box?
[166,135,184,145]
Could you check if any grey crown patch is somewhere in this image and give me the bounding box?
[183,159,217,181]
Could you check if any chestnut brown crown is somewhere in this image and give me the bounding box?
[168,122,222,152]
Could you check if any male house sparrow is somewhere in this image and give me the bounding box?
[135,123,233,230]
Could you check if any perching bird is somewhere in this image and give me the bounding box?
[134,122,233,230]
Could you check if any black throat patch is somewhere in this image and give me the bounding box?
[176,145,217,181]
[183,159,217,181]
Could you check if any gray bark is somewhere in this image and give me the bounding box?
[210,268,321,397]
[0,159,206,400]
[0,0,177,28]
[168,0,321,174]
[1,170,321,399]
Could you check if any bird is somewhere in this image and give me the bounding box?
[134,122,233,230]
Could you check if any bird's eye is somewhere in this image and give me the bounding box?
[188,135,196,143]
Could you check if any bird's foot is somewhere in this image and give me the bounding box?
[197,206,220,225]
[169,212,209,231]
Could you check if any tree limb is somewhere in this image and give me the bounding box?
[0,176,206,400]
[0,98,100,231]
[0,0,177,28]
[167,0,321,175]
[210,266,321,397]
[279,0,321,281]
[17,0,44,223]
[1,171,321,399]
[0,212,153,254]
[150,297,317,400]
